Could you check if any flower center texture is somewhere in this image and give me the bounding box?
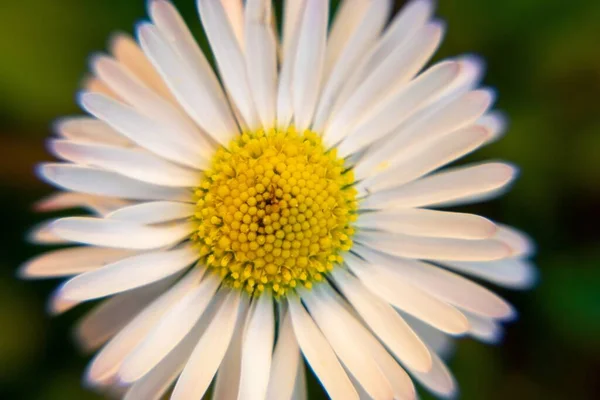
[192,127,358,297]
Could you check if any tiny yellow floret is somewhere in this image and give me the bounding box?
[192,127,357,297]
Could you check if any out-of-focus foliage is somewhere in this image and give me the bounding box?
[0,1,598,399]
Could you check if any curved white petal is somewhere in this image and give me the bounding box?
[277,0,306,129]
[266,307,301,400]
[331,0,434,121]
[123,289,232,400]
[357,246,515,320]
[92,55,214,157]
[330,268,432,372]
[39,164,191,202]
[171,290,241,399]
[312,0,391,131]
[58,245,198,301]
[410,349,457,399]
[146,1,239,144]
[19,246,137,279]
[49,140,202,187]
[196,0,259,129]
[325,21,444,147]
[245,0,277,129]
[109,33,175,101]
[213,296,250,400]
[440,258,538,290]
[360,162,518,209]
[292,0,328,131]
[86,269,203,385]
[356,231,511,262]
[55,117,131,146]
[34,192,129,215]
[337,61,460,158]
[287,296,358,400]
[357,208,497,240]
[50,217,193,249]
[345,252,469,335]
[359,124,493,192]
[316,284,417,400]
[28,220,69,245]
[119,273,221,382]
[75,276,173,351]
[464,311,504,344]
[81,92,208,169]
[355,90,495,180]
[237,293,275,400]
[106,201,195,224]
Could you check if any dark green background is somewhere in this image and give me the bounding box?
[1,0,599,399]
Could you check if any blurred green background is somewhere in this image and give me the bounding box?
[1,0,599,399]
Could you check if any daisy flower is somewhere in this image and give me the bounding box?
[22,0,537,399]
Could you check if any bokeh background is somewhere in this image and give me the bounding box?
[1,0,599,399]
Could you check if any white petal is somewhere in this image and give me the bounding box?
[316,285,417,400]
[171,290,241,399]
[245,0,277,129]
[75,276,173,351]
[402,314,455,359]
[478,111,508,143]
[220,0,245,48]
[34,192,129,215]
[360,162,518,209]
[119,273,221,382]
[146,1,239,144]
[356,231,511,262]
[80,92,206,169]
[359,124,493,192]
[287,296,358,400]
[292,0,329,131]
[55,117,131,146]
[496,224,535,257]
[357,246,515,320]
[83,76,120,99]
[355,90,495,180]
[50,217,193,249]
[357,208,497,240]
[122,290,230,400]
[91,54,214,158]
[41,164,191,203]
[49,140,202,187]
[58,245,198,302]
[19,246,138,279]
[440,258,538,290]
[312,0,391,131]
[337,61,460,158]
[237,293,275,400]
[345,252,469,335]
[109,33,175,101]
[330,268,431,372]
[291,359,308,400]
[266,308,301,400]
[277,0,306,129]
[28,220,68,245]
[106,201,195,224]
[196,0,259,129]
[324,21,444,147]
[86,269,203,385]
[464,311,504,344]
[410,350,457,399]
[213,297,251,400]
[332,0,434,120]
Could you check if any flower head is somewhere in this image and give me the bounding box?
[23,0,536,399]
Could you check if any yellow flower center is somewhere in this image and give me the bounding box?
[192,127,358,297]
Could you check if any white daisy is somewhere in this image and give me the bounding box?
[22,0,537,399]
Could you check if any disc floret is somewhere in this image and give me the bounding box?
[192,127,357,297]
